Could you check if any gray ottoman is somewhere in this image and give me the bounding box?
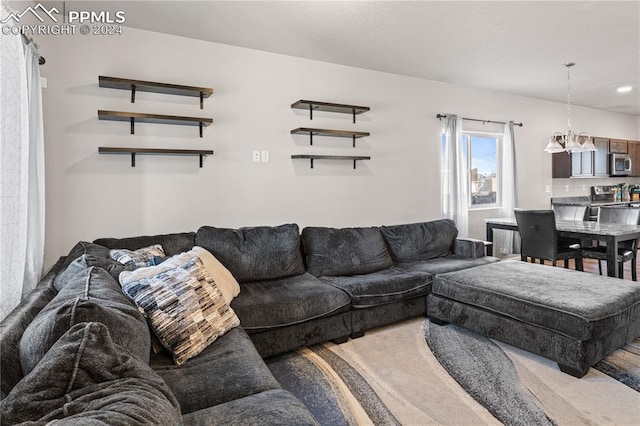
[427,260,640,378]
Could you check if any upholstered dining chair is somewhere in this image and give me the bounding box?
[514,209,583,270]
[552,204,589,247]
[552,204,589,221]
[581,206,640,280]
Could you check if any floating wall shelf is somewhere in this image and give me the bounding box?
[291,100,370,123]
[291,127,370,147]
[99,76,213,109]
[99,147,213,168]
[98,110,213,137]
[291,154,370,169]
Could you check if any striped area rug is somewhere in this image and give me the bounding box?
[266,318,640,425]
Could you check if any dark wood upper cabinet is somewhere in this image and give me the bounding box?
[555,137,608,178]
[628,141,640,177]
[552,152,571,178]
[609,139,628,153]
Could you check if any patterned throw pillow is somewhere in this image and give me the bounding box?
[110,244,166,268]
[121,256,240,365]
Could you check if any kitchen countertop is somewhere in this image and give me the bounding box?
[551,196,640,207]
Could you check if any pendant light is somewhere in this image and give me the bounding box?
[544,63,594,153]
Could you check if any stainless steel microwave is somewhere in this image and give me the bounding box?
[610,153,632,176]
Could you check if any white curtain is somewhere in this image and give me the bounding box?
[441,115,469,237]
[495,121,518,254]
[0,1,45,320]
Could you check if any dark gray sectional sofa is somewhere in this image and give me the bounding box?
[0,219,498,424]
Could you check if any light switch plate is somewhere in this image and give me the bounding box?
[261,150,270,163]
[252,150,261,162]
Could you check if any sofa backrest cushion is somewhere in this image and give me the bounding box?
[19,267,150,375]
[53,254,133,292]
[195,224,306,283]
[52,241,111,290]
[301,226,394,277]
[381,219,458,262]
[94,232,196,256]
[1,322,181,425]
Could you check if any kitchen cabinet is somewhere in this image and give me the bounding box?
[609,139,628,153]
[628,141,640,177]
[593,138,609,176]
[570,138,608,177]
[552,152,571,178]
[572,151,593,176]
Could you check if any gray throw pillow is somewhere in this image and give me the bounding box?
[301,226,394,276]
[1,322,182,425]
[196,224,305,283]
[20,267,150,375]
[380,219,458,262]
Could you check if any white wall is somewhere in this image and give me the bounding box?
[37,28,639,270]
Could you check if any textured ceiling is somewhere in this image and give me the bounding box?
[25,1,640,115]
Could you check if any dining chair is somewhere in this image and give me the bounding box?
[552,204,589,247]
[581,206,640,280]
[514,209,583,270]
[552,204,589,221]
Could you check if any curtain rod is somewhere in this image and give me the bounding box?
[20,32,46,65]
[436,113,523,127]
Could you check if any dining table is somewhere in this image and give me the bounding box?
[485,217,640,278]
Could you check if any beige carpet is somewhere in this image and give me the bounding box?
[269,317,640,425]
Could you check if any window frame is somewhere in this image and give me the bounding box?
[465,131,503,210]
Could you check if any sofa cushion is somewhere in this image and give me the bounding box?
[302,226,394,277]
[94,231,196,256]
[196,224,305,283]
[53,254,134,291]
[1,257,62,399]
[121,256,240,365]
[319,267,432,308]
[432,260,640,341]
[19,267,150,375]
[381,219,458,262]
[110,244,166,268]
[230,272,351,332]
[396,255,500,275]
[182,389,319,426]
[1,322,181,425]
[52,241,112,290]
[150,326,281,415]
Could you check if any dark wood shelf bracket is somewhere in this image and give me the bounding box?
[131,84,136,103]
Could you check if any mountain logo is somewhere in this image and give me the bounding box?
[1,3,59,24]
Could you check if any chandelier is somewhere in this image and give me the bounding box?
[544,62,595,153]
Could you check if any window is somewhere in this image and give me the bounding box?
[467,133,501,208]
[442,131,502,209]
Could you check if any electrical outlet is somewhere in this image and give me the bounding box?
[565,185,570,192]
[261,150,270,163]
[252,150,261,162]
[545,185,550,193]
